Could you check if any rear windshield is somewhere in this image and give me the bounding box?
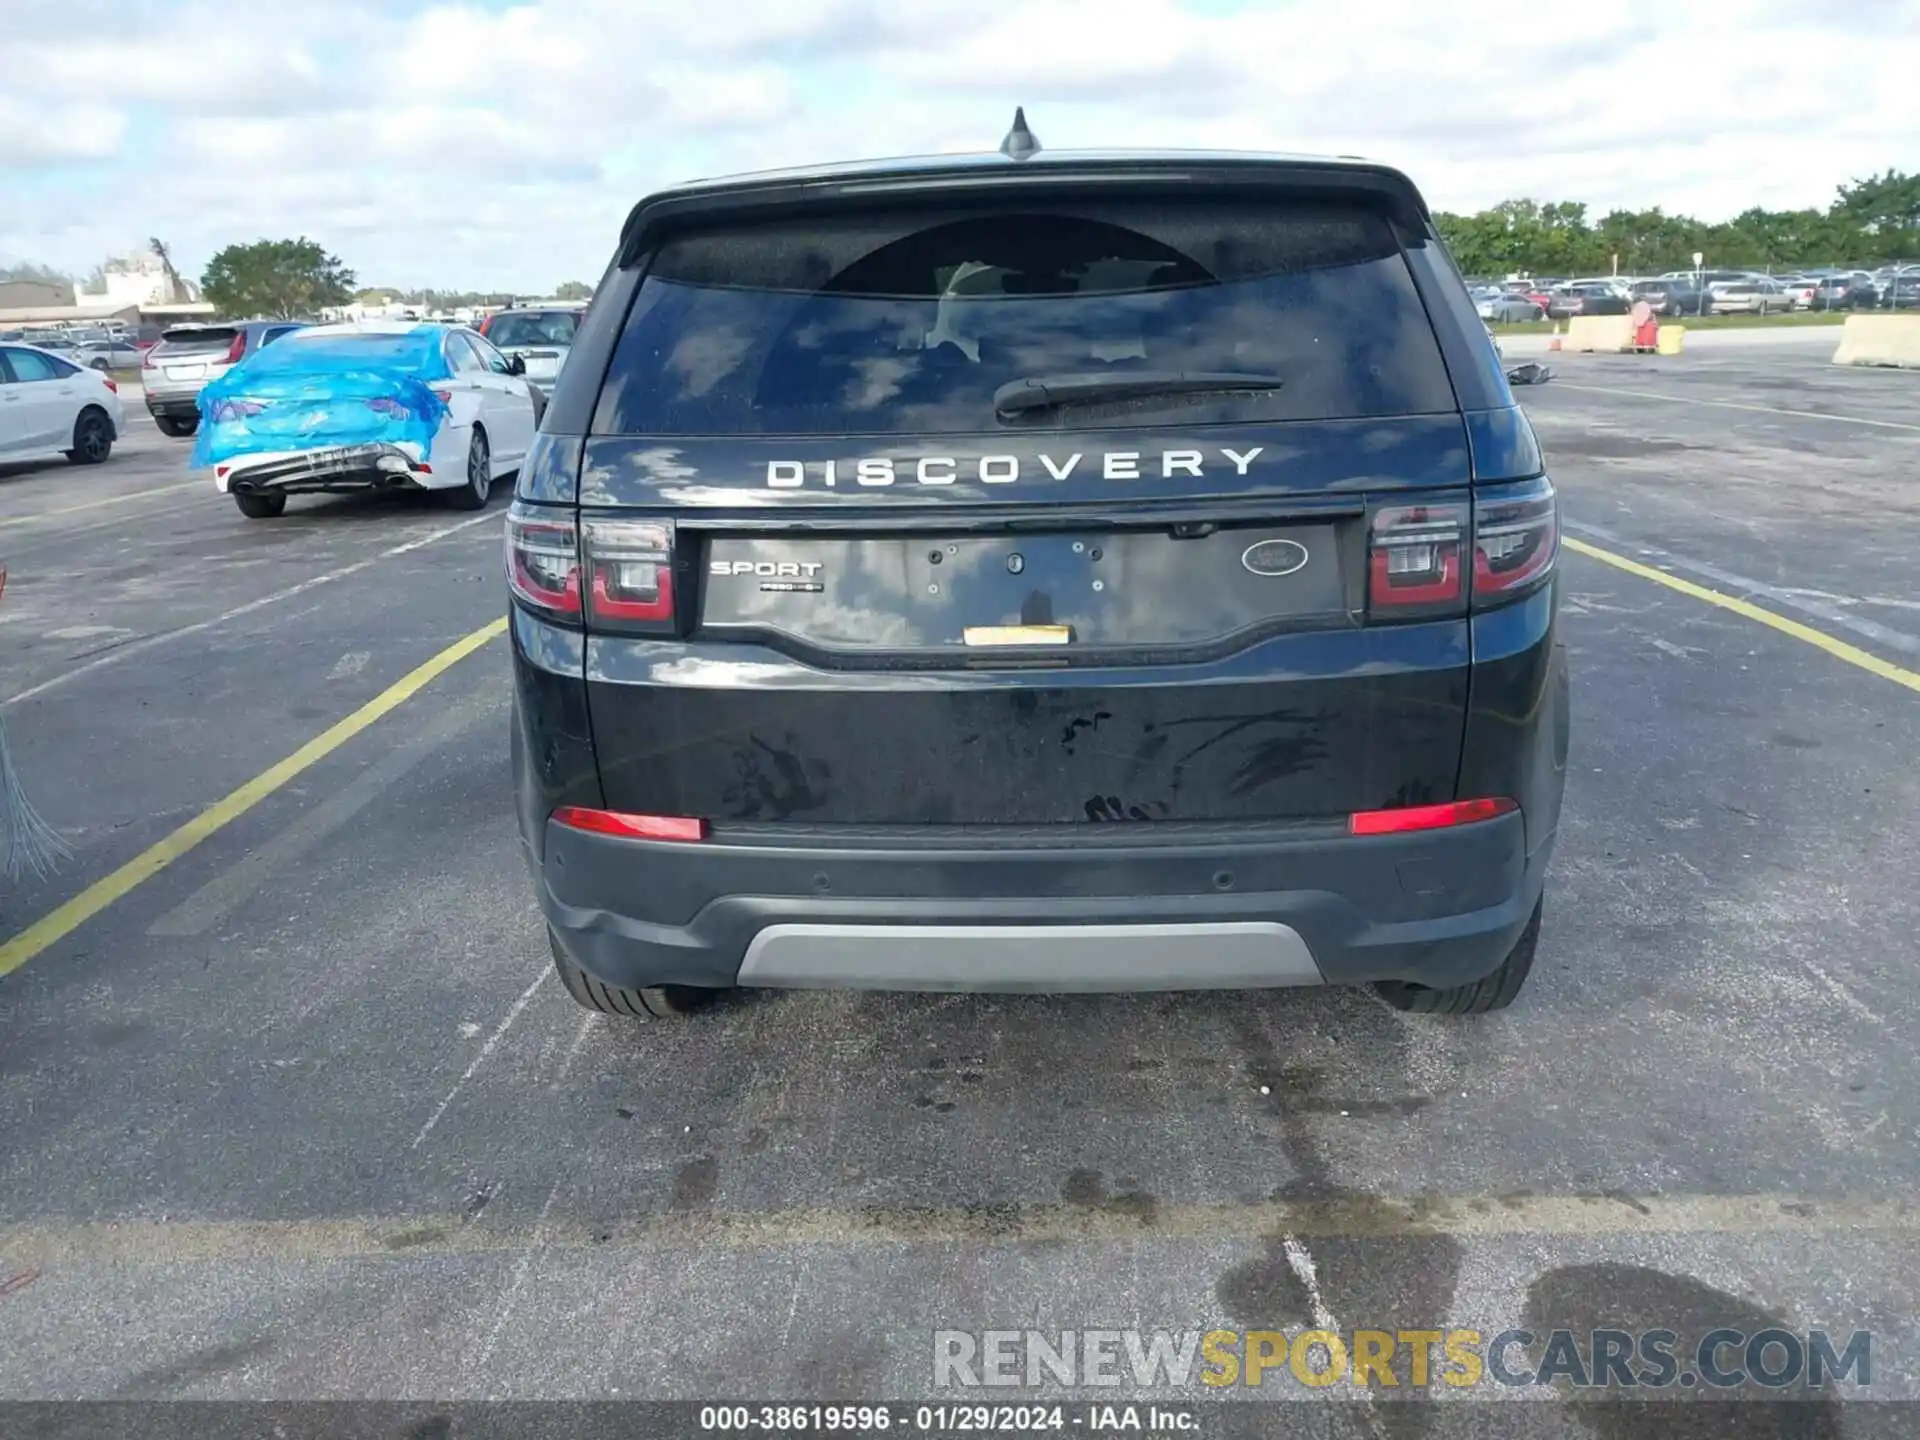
[593,200,1457,436]
[488,311,579,348]
[159,327,239,353]
[242,331,440,371]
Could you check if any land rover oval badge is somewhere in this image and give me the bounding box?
[1241,539,1310,577]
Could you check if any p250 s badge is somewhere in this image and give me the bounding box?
[1241,539,1310,577]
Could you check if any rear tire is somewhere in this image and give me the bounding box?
[448,427,491,510]
[233,491,287,519]
[548,929,716,1020]
[1374,899,1542,1015]
[64,407,113,465]
[155,415,198,438]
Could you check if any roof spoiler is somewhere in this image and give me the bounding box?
[613,158,1433,268]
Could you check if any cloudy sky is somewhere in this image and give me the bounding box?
[4,0,1916,293]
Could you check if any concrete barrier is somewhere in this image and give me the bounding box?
[1832,314,1920,369]
[1561,315,1639,353]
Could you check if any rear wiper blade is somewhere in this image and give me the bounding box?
[992,370,1286,419]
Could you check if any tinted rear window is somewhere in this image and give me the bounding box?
[159,328,239,354]
[243,331,440,371]
[489,311,579,348]
[593,200,1456,436]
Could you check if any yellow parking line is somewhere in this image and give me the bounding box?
[1564,536,1920,694]
[0,617,507,978]
[0,480,201,528]
[2,1195,1916,1263]
[1551,382,1920,433]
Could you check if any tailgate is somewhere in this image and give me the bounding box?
[581,422,1471,826]
[568,191,1481,826]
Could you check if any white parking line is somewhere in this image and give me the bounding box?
[1,509,502,710]
[1551,381,1920,433]
[409,962,551,1151]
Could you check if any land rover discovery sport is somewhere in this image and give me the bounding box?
[507,121,1570,1021]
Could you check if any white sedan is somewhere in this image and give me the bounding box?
[0,343,122,466]
[196,321,538,519]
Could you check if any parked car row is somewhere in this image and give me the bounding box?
[0,328,146,371]
[132,305,583,439]
[1467,264,1920,321]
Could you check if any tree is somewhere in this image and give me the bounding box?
[1834,170,1920,232]
[151,238,189,304]
[0,261,74,286]
[200,238,356,319]
[1832,170,1920,259]
[553,280,593,301]
[1435,179,1920,279]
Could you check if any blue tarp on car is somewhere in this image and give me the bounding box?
[189,329,452,470]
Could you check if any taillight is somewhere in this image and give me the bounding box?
[582,517,676,628]
[103,378,118,393]
[1472,477,1558,605]
[1368,498,1468,619]
[505,506,581,617]
[432,388,453,405]
[209,399,268,423]
[1349,797,1516,836]
[552,807,707,842]
[365,397,411,419]
[223,332,246,364]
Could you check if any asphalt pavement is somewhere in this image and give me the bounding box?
[1,353,1917,1435]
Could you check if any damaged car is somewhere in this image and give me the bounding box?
[191,321,539,519]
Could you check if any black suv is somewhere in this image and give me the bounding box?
[1629,278,1713,318]
[507,117,1570,1021]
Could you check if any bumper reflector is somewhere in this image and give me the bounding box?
[1348,797,1517,836]
[552,806,708,842]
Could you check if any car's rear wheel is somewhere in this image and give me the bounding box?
[155,415,197,438]
[548,929,717,1020]
[449,427,491,510]
[1374,899,1542,1015]
[233,491,287,519]
[64,408,113,465]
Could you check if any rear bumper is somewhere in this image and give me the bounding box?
[215,443,429,494]
[145,391,201,418]
[534,809,1551,994]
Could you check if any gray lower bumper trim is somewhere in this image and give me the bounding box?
[736,921,1321,993]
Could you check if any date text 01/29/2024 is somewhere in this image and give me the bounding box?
[697,1403,1197,1433]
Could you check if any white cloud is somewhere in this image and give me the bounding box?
[1,0,1914,290]
[0,95,127,164]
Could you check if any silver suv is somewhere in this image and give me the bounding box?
[141,320,305,436]
[476,307,582,405]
